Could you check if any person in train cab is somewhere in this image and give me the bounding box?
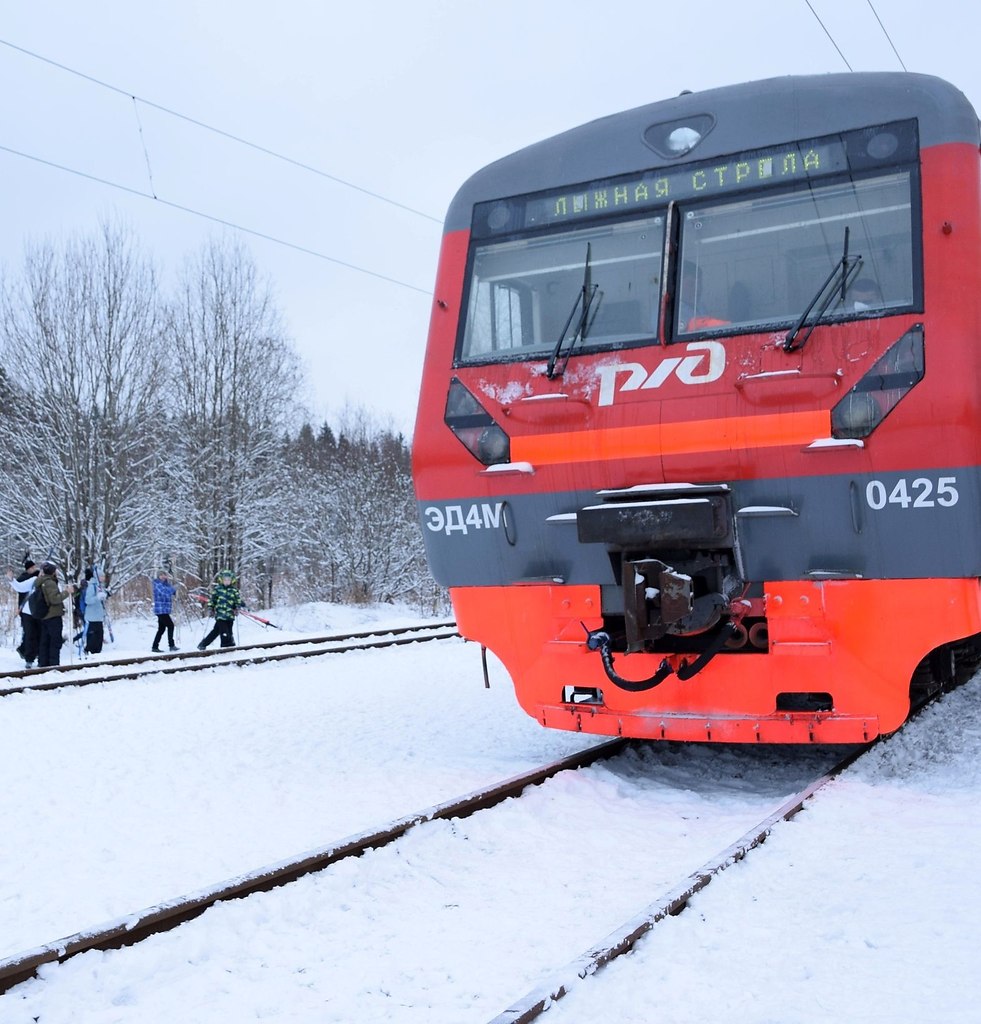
[676,259,729,331]
[7,559,42,667]
[34,561,75,669]
[197,568,245,650]
[152,569,179,652]
[848,277,883,311]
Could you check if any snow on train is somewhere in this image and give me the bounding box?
[412,73,981,743]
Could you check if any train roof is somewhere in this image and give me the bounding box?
[445,73,980,232]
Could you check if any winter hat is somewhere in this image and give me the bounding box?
[40,561,56,575]
[23,559,35,570]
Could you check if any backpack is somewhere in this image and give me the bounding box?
[28,582,49,619]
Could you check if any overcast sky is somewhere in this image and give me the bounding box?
[2,2,979,434]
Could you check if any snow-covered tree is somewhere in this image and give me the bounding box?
[164,236,302,593]
[0,220,164,584]
[0,222,441,619]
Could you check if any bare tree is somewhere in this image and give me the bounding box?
[165,236,302,593]
[0,221,440,624]
[0,219,164,582]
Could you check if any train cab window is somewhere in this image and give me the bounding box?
[458,216,664,364]
[674,171,917,338]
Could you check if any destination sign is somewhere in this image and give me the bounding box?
[472,120,916,239]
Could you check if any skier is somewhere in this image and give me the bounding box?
[197,569,245,650]
[151,569,179,652]
[7,560,42,667]
[81,569,109,654]
[34,562,75,668]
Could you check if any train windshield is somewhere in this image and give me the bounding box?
[676,171,916,337]
[459,216,664,363]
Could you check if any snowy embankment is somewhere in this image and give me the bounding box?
[1,602,980,1022]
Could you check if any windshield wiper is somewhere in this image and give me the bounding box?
[784,227,862,352]
[546,243,600,379]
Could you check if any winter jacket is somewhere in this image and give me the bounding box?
[209,575,244,620]
[84,581,107,623]
[38,572,70,620]
[153,578,177,615]
[10,575,38,615]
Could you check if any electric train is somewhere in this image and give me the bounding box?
[412,73,981,742]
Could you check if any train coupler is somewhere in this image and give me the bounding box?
[583,620,738,692]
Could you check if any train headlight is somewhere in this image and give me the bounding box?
[834,391,884,437]
[444,378,511,466]
[476,426,510,464]
[832,324,924,439]
[643,113,715,159]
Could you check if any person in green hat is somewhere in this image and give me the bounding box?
[197,569,245,650]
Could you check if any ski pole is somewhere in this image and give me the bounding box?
[75,622,88,658]
[238,608,282,629]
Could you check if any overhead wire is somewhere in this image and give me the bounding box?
[0,142,433,296]
[866,0,908,71]
[803,0,853,71]
[0,37,438,294]
[804,0,909,74]
[0,37,442,224]
[0,13,913,297]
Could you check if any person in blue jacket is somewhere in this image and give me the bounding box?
[82,569,109,654]
[152,570,179,652]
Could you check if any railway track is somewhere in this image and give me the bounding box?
[0,739,867,1010]
[1,666,959,1014]
[487,671,967,1022]
[488,743,869,1023]
[0,620,459,697]
[0,739,627,996]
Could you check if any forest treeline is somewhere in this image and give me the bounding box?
[0,221,443,615]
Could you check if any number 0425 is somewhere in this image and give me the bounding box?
[865,477,959,510]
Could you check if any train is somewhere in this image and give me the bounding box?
[412,72,981,743]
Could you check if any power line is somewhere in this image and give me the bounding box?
[0,37,443,224]
[0,142,434,296]
[866,0,908,71]
[804,0,853,71]
[131,96,157,199]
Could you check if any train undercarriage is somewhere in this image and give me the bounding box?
[452,570,981,744]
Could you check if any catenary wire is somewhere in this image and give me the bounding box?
[866,0,908,71]
[0,142,434,296]
[0,37,442,224]
[803,0,853,71]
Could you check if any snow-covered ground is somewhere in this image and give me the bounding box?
[1,602,980,1022]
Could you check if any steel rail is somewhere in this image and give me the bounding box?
[0,623,459,697]
[485,665,962,1021]
[0,738,628,995]
[486,742,873,1023]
